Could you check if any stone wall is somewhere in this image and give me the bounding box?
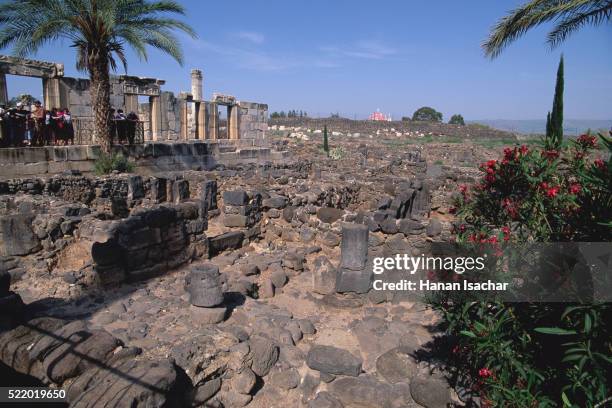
[0,141,289,179]
[81,202,208,286]
[0,173,216,286]
[238,101,268,140]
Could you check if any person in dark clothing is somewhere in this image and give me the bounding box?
[126,111,139,145]
[114,109,127,144]
[7,104,27,147]
[52,108,65,145]
[62,108,74,145]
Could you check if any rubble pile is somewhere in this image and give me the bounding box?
[0,128,503,407]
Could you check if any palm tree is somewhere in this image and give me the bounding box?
[0,0,196,153]
[483,0,612,58]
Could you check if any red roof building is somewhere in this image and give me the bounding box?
[368,109,391,121]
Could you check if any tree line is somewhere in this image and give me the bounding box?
[270,110,309,119]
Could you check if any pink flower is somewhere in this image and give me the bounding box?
[542,150,559,160]
[594,158,606,170]
[502,198,519,219]
[479,368,493,378]
[577,134,597,148]
[501,226,511,241]
[546,186,559,198]
[519,145,529,155]
[569,183,581,195]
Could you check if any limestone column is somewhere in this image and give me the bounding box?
[150,95,162,141]
[228,105,240,140]
[207,102,218,140]
[179,99,189,140]
[43,78,61,109]
[124,94,138,114]
[191,69,203,101]
[195,102,206,139]
[0,73,8,105]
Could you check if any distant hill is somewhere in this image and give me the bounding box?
[469,119,612,136]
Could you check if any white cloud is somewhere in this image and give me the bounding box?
[321,40,398,60]
[233,31,265,44]
[188,39,297,71]
[184,33,387,72]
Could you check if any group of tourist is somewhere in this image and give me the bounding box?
[110,109,140,145]
[0,102,141,148]
[0,102,74,147]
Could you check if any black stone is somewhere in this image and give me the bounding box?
[223,190,249,206]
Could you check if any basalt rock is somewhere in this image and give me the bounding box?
[186,264,224,308]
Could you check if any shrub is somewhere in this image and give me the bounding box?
[428,133,612,407]
[453,133,610,241]
[93,152,134,175]
[329,146,346,160]
[449,114,465,126]
[412,106,443,122]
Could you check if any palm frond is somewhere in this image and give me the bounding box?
[547,2,612,46]
[483,0,612,58]
[139,28,184,65]
[0,0,196,72]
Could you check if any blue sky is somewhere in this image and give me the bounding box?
[4,0,612,120]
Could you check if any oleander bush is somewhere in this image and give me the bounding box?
[428,132,612,407]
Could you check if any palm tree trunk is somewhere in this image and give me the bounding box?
[89,55,112,154]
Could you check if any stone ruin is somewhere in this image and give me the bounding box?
[0,55,267,142]
[0,58,492,407]
[0,55,281,178]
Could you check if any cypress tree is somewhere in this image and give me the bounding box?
[550,55,564,148]
[545,111,552,139]
[323,125,329,155]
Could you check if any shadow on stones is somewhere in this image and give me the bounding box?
[250,373,266,396]
[223,291,246,317]
[1,319,192,402]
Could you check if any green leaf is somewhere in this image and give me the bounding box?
[593,352,612,364]
[473,321,487,332]
[534,327,576,335]
[460,330,477,338]
[561,306,582,320]
[562,354,583,363]
[561,392,571,407]
[584,313,592,333]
